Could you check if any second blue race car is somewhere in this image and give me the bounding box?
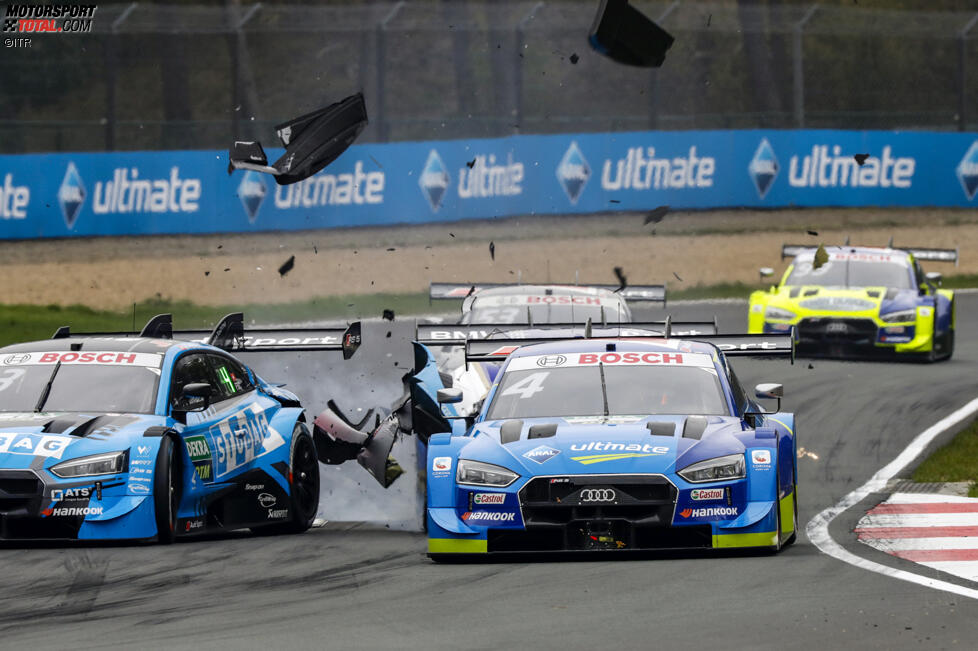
[0,313,360,542]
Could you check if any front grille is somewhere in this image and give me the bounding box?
[796,317,877,344]
[0,516,83,540]
[487,475,710,553]
[0,475,41,496]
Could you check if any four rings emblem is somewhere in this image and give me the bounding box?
[579,488,617,503]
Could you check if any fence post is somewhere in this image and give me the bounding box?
[229,3,261,142]
[958,13,978,132]
[376,1,405,143]
[105,2,138,151]
[648,0,679,130]
[793,4,818,128]
[514,2,544,135]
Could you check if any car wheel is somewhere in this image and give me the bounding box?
[153,436,180,544]
[262,423,320,535]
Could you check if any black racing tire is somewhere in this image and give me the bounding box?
[262,423,320,535]
[944,327,955,360]
[153,436,180,544]
[784,485,798,547]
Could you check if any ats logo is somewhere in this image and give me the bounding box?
[749,138,779,199]
[237,169,267,223]
[957,141,978,201]
[419,149,450,212]
[556,141,590,204]
[58,162,86,228]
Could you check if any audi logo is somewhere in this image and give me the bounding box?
[579,488,616,503]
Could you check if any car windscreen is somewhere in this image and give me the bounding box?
[0,352,162,414]
[462,303,623,325]
[486,354,728,420]
[785,257,912,289]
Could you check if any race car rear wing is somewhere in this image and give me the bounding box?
[416,317,718,345]
[429,281,667,303]
[464,331,795,365]
[781,243,958,266]
[52,313,362,359]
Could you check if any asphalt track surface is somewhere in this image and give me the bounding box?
[3,297,978,650]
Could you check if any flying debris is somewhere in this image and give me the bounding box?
[228,93,368,185]
[644,205,669,225]
[589,0,674,68]
[813,244,829,269]
[278,255,295,277]
[613,266,628,292]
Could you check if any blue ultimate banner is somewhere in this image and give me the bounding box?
[1,129,977,238]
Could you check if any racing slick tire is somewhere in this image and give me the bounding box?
[153,436,180,544]
[260,423,320,535]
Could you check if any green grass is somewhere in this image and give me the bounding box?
[0,293,441,349]
[912,419,978,497]
[939,274,978,290]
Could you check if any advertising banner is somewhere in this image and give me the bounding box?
[1,129,976,239]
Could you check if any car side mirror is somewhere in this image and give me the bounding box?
[178,383,212,412]
[748,383,783,418]
[925,271,943,287]
[437,388,463,405]
[755,383,783,399]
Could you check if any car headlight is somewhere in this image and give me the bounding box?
[765,306,796,320]
[50,451,128,478]
[456,459,519,487]
[880,309,916,323]
[678,453,745,484]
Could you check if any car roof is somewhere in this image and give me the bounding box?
[507,337,718,358]
[0,336,198,355]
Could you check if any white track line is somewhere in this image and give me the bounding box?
[805,395,978,600]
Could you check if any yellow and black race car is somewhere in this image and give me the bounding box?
[748,243,956,361]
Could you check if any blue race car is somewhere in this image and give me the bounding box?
[419,333,796,559]
[0,313,360,542]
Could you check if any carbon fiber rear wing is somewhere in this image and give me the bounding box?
[464,331,795,365]
[416,317,718,345]
[429,281,667,303]
[781,243,958,265]
[52,313,362,360]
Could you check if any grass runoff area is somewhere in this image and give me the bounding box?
[913,419,978,498]
[1,273,977,349]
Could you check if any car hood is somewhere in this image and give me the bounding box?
[0,412,166,470]
[773,285,919,315]
[464,415,749,476]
